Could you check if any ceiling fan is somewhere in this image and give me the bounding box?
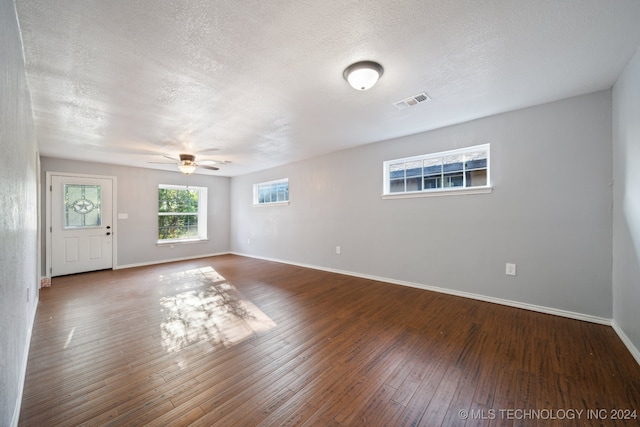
[150,153,228,174]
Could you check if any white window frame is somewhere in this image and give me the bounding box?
[383,144,492,198]
[253,178,290,206]
[157,184,208,245]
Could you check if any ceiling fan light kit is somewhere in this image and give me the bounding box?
[178,164,197,174]
[343,61,384,91]
[176,154,197,174]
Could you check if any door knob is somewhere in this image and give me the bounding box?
[106,232,111,236]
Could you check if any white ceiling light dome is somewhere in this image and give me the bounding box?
[343,61,384,91]
[177,163,197,174]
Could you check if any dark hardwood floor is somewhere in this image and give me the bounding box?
[19,255,640,426]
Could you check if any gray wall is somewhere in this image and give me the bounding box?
[231,91,613,319]
[41,158,231,269]
[612,45,640,353]
[0,0,40,425]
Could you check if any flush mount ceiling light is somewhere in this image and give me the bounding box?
[343,61,384,91]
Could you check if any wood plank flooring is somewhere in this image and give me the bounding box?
[19,255,640,426]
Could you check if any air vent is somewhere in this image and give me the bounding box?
[393,92,431,110]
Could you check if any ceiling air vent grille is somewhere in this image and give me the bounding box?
[393,92,431,110]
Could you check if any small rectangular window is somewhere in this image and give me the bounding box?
[383,144,490,196]
[158,185,207,243]
[253,178,289,206]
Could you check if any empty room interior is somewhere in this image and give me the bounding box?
[3,0,640,425]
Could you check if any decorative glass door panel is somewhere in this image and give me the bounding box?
[64,184,102,228]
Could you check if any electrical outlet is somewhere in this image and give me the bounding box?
[506,263,517,276]
[336,246,341,255]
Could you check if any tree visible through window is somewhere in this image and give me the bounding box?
[158,185,207,242]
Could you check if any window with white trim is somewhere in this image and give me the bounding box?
[158,185,207,243]
[253,178,289,205]
[383,144,490,196]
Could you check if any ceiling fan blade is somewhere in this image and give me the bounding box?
[163,155,179,161]
[200,165,220,171]
[148,161,178,164]
[197,147,220,154]
[199,159,232,165]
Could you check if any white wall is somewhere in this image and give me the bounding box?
[612,44,640,359]
[40,158,231,269]
[0,0,40,425]
[231,91,613,319]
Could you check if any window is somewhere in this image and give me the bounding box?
[158,185,207,243]
[253,178,289,205]
[384,144,490,196]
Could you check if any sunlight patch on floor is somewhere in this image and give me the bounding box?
[159,266,276,353]
[63,327,75,349]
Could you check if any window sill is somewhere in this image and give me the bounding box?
[253,201,290,207]
[382,186,493,200]
[156,238,209,247]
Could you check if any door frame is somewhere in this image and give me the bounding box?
[45,171,118,278]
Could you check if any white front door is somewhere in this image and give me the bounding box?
[51,175,114,276]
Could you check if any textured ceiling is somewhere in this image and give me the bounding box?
[15,0,640,176]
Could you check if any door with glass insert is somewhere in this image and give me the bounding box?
[51,175,113,276]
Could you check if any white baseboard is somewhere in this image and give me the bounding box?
[12,294,38,427]
[116,252,231,270]
[612,321,640,366]
[231,252,612,326]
